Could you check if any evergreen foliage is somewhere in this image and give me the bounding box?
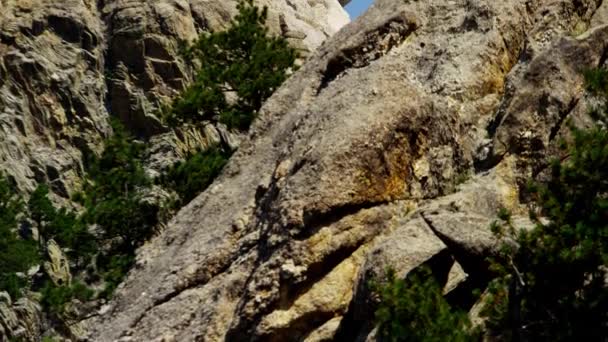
[166,0,298,130]
[80,120,157,251]
[482,69,608,341]
[74,120,161,295]
[158,147,229,205]
[0,176,39,299]
[372,268,479,342]
[96,253,134,299]
[28,185,96,267]
[40,281,94,316]
[583,68,608,95]
[159,0,300,206]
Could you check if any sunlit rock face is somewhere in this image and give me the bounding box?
[0,0,349,198]
[85,0,608,341]
[0,1,348,340]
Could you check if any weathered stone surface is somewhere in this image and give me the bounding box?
[302,316,342,342]
[0,1,347,340]
[0,0,109,195]
[44,239,72,287]
[87,1,608,341]
[0,0,348,196]
[0,292,42,342]
[0,0,347,340]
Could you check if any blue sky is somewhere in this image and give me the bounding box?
[345,0,374,19]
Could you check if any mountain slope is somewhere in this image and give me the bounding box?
[0,0,348,195]
[0,1,348,340]
[87,0,608,341]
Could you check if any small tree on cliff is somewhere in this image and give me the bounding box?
[28,184,96,267]
[482,68,608,340]
[372,267,480,342]
[160,0,298,205]
[157,146,229,206]
[166,0,298,130]
[79,120,158,251]
[0,175,39,299]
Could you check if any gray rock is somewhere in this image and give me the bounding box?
[0,0,110,195]
[87,1,608,341]
[0,0,348,197]
[0,293,42,342]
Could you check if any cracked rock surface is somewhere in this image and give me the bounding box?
[0,0,347,340]
[0,0,348,196]
[87,0,608,341]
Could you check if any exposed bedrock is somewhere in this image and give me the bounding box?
[87,0,608,341]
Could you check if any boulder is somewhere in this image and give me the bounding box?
[43,239,72,287]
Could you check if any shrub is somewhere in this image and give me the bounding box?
[372,267,479,342]
[583,68,608,95]
[28,185,96,267]
[96,253,134,299]
[482,69,608,340]
[72,120,164,296]
[166,0,298,130]
[0,175,39,299]
[40,281,94,316]
[158,147,230,205]
[80,120,157,251]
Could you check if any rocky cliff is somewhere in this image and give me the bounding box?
[0,0,348,340]
[2,0,608,341]
[0,0,348,196]
[85,0,608,341]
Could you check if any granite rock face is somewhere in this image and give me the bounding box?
[87,0,608,341]
[0,1,348,341]
[0,0,348,197]
[0,0,109,196]
[0,292,42,341]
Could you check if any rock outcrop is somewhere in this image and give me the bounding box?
[0,0,109,196]
[0,292,42,341]
[0,1,348,341]
[43,239,72,287]
[0,0,348,196]
[87,0,608,341]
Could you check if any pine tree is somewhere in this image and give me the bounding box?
[80,120,157,251]
[160,0,297,204]
[0,175,39,299]
[372,267,479,342]
[158,147,229,205]
[28,185,96,267]
[482,69,608,341]
[166,0,298,130]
